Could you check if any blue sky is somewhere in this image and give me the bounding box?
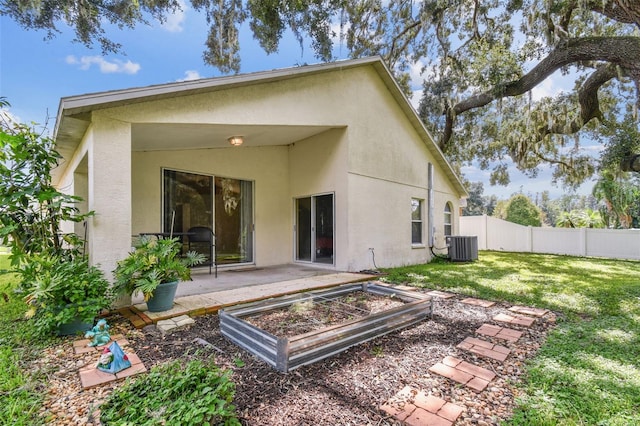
[0,4,595,200]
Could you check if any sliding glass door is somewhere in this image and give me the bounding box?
[296,194,334,265]
[163,169,253,265]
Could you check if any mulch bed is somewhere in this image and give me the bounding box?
[38,285,557,425]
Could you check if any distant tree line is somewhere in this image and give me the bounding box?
[463,177,640,229]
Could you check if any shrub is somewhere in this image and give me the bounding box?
[100,358,240,426]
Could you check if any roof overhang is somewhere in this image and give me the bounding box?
[53,56,467,196]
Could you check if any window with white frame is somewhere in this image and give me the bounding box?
[444,202,453,236]
[411,198,423,244]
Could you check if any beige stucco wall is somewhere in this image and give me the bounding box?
[132,145,291,266]
[288,128,348,269]
[55,63,464,274]
[341,67,461,270]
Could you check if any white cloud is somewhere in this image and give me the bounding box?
[177,70,202,81]
[66,55,141,74]
[161,1,187,33]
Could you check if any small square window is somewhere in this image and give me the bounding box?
[411,198,423,244]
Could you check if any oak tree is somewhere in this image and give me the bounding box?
[3,1,639,187]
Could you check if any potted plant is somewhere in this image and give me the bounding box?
[18,253,114,336]
[113,236,205,312]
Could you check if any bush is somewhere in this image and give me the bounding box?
[100,359,240,426]
[17,254,113,335]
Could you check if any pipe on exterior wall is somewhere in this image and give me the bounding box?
[427,162,434,248]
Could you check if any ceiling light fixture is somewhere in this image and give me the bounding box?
[228,136,244,146]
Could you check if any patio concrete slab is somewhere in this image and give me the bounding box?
[125,270,377,328]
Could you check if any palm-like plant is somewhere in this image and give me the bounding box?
[113,237,205,301]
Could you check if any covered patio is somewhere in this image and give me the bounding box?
[125,264,378,326]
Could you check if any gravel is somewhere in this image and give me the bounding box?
[36,286,556,425]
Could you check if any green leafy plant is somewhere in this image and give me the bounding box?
[16,254,113,335]
[100,358,240,426]
[0,102,93,265]
[112,236,205,301]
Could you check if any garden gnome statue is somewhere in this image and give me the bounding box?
[96,341,131,374]
[85,319,111,347]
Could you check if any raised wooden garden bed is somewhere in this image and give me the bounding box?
[219,282,433,372]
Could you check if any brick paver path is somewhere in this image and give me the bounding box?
[429,356,497,392]
[457,337,511,362]
[493,313,536,327]
[476,323,523,342]
[460,298,496,308]
[380,386,464,425]
[508,305,548,317]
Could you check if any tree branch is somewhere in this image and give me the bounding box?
[439,36,640,150]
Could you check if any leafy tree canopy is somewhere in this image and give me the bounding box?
[493,193,543,226]
[2,0,640,188]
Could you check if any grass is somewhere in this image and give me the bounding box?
[0,254,50,426]
[384,251,640,425]
[1,250,638,424]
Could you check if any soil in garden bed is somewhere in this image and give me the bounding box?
[242,292,407,337]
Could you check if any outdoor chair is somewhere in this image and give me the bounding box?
[187,226,217,277]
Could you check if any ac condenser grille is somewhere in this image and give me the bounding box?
[447,236,478,262]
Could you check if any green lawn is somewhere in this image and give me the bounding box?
[1,251,638,424]
[0,254,49,426]
[384,251,640,425]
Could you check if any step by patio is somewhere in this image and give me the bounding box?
[493,313,536,327]
[460,297,496,308]
[457,337,511,362]
[429,356,497,392]
[475,323,523,343]
[508,305,549,317]
[380,385,464,425]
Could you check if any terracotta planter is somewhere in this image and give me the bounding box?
[146,280,179,312]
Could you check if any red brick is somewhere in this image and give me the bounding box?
[494,313,535,327]
[457,361,496,381]
[442,356,462,368]
[413,392,446,413]
[509,305,548,317]
[464,337,494,349]
[461,298,495,307]
[496,328,523,342]
[125,352,143,366]
[512,316,535,327]
[429,363,473,384]
[493,344,511,355]
[79,369,115,389]
[466,377,490,392]
[116,362,147,379]
[476,324,501,337]
[405,407,452,426]
[437,402,464,422]
[471,346,509,362]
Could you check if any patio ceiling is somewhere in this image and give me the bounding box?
[131,123,341,151]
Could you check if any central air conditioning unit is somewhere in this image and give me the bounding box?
[447,236,478,262]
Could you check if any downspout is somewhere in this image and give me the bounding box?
[427,163,434,248]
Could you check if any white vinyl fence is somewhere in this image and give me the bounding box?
[460,215,640,260]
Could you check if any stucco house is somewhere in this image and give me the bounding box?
[52,56,467,279]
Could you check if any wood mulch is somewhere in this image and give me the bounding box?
[37,285,557,425]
